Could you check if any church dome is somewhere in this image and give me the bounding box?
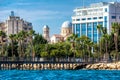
[43,25,49,29]
[61,21,72,28]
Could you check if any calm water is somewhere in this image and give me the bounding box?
[0,70,120,80]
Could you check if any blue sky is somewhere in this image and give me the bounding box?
[0,0,116,36]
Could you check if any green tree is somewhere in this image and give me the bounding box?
[67,34,78,59]
[0,31,6,56]
[28,30,36,58]
[17,30,28,57]
[97,24,103,60]
[9,34,16,57]
[112,22,120,61]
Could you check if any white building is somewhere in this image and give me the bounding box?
[72,2,120,43]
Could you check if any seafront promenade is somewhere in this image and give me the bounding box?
[0,57,94,70]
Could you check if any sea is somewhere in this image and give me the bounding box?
[0,70,120,80]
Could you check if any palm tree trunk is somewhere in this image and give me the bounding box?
[114,35,118,61]
[12,40,13,58]
[105,40,109,62]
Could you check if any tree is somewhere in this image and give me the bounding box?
[33,34,48,58]
[67,34,78,59]
[102,34,111,62]
[16,30,28,57]
[99,27,111,62]
[9,34,16,57]
[78,35,93,62]
[28,30,35,58]
[97,24,103,60]
[0,31,6,56]
[33,34,47,45]
[112,22,120,61]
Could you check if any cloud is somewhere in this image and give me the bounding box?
[0,9,71,22]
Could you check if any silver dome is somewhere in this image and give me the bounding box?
[61,21,72,28]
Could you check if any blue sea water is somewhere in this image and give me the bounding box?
[0,70,120,80]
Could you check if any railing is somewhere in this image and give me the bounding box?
[0,56,103,63]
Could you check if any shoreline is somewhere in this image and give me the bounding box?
[1,61,120,70]
[84,61,120,70]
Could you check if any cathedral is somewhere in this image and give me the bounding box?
[43,21,72,43]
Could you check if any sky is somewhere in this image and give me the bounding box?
[0,0,117,36]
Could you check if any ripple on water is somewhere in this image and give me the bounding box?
[0,70,120,80]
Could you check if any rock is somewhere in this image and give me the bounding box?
[86,64,91,69]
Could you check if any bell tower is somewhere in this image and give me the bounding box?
[43,25,50,42]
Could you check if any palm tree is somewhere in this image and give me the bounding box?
[67,34,78,61]
[9,34,16,57]
[97,24,103,61]
[99,27,111,62]
[112,22,120,61]
[0,31,6,56]
[17,30,27,57]
[102,34,111,62]
[28,30,35,59]
[79,35,93,62]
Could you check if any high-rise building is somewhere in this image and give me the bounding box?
[6,11,32,35]
[72,2,120,43]
[0,11,33,42]
[43,25,50,42]
[0,11,33,35]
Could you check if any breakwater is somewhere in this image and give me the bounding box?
[86,62,120,70]
[0,61,89,70]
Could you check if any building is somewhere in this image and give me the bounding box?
[43,25,50,42]
[0,11,33,42]
[6,11,32,35]
[72,2,120,43]
[61,21,72,40]
[50,21,72,43]
[50,34,64,44]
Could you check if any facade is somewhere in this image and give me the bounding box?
[43,25,50,42]
[72,2,120,43]
[0,11,33,42]
[50,21,72,43]
[50,34,64,44]
[61,21,72,40]
[6,11,32,36]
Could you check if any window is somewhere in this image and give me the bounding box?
[98,22,103,26]
[76,24,80,37]
[93,22,97,43]
[81,23,86,36]
[88,18,91,20]
[104,16,107,21]
[104,22,107,27]
[93,17,97,20]
[82,18,86,20]
[76,19,80,21]
[87,23,92,39]
[99,17,103,19]
[111,16,116,19]
[105,8,107,12]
